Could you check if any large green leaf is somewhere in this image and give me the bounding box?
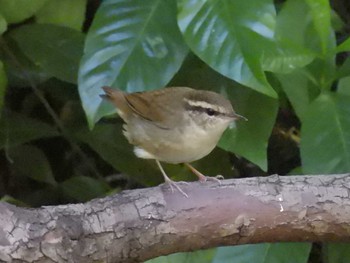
[336,56,350,80]
[337,37,350,53]
[307,57,336,92]
[0,0,48,23]
[146,249,215,263]
[219,87,278,171]
[213,243,311,263]
[0,36,51,87]
[177,0,276,98]
[0,111,59,149]
[10,24,84,84]
[323,243,350,263]
[338,76,350,96]
[275,0,335,91]
[261,46,314,74]
[78,0,188,127]
[304,0,332,55]
[147,243,311,263]
[7,145,56,185]
[275,0,325,55]
[260,0,323,74]
[277,69,313,119]
[35,0,87,31]
[0,195,29,207]
[301,93,350,174]
[0,60,7,117]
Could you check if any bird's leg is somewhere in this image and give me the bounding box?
[155,160,188,198]
[185,163,224,183]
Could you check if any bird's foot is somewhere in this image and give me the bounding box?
[198,174,224,184]
[185,163,224,184]
[163,178,189,198]
[215,174,224,180]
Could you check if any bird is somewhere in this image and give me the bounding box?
[100,86,246,197]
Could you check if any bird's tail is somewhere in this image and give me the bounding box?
[100,86,121,101]
[100,86,130,116]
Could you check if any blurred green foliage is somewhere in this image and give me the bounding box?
[0,0,350,262]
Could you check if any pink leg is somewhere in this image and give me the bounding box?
[185,163,224,183]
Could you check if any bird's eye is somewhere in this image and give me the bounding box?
[205,108,216,116]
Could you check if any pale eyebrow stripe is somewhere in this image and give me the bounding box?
[183,98,226,114]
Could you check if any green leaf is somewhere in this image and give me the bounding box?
[177,0,276,98]
[0,36,51,87]
[301,93,350,174]
[149,243,311,263]
[78,0,188,127]
[331,10,345,33]
[0,60,7,117]
[259,0,321,74]
[74,123,162,186]
[7,145,56,185]
[219,87,278,171]
[331,10,345,32]
[10,24,84,84]
[0,111,59,149]
[304,0,332,55]
[277,70,311,119]
[146,249,215,263]
[336,56,350,80]
[337,37,350,53]
[60,176,110,202]
[262,0,336,73]
[0,13,7,35]
[275,0,336,90]
[338,76,350,96]
[276,0,327,54]
[213,243,311,263]
[323,243,350,263]
[0,195,29,207]
[308,58,335,91]
[35,0,87,31]
[261,46,315,74]
[0,0,48,23]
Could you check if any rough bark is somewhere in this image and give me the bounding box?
[1,174,350,263]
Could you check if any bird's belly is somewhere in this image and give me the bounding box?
[128,123,221,164]
[160,131,219,163]
[124,114,230,163]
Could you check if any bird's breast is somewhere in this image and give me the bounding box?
[125,117,229,164]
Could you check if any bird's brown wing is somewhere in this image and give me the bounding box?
[103,87,192,129]
[125,87,194,129]
[124,89,167,123]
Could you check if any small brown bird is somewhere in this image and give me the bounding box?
[100,86,245,197]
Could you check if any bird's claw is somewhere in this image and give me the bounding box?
[215,174,224,180]
[163,180,189,198]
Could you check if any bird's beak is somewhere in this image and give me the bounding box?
[228,113,247,129]
[231,112,248,121]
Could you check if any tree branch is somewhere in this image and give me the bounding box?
[1,174,350,262]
